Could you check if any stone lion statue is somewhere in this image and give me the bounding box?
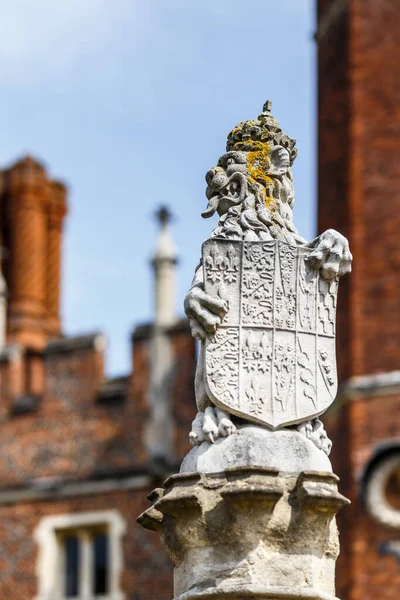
[184,101,352,452]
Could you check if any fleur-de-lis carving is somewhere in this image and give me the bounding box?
[205,244,239,283]
[246,375,266,416]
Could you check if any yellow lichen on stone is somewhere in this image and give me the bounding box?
[265,196,275,210]
[244,140,274,189]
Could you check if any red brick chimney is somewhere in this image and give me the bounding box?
[45,181,67,337]
[0,156,68,350]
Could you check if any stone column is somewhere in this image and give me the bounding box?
[139,429,349,600]
[152,206,178,328]
[138,101,352,600]
[146,207,178,467]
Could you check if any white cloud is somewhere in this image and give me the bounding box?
[0,0,138,82]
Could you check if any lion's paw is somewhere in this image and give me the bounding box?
[203,408,219,444]
[297,418,332,456]
[218,418,237,438]
[306,229,352,280]
[189,412,205,446]
[203,423,218,444]
[189,431,201,446]
[216,408,237,439]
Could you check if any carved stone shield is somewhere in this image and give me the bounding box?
[203,239,339,429]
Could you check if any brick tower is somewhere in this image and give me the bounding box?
[0,156,67,349]
[0,156,68,400]
[317,1,400,599]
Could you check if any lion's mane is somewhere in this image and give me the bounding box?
[211,173,304,246]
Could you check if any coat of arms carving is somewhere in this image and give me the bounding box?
[203,239,338,429]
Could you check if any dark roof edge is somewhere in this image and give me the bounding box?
[45,332,106,355]
[0,462,182,505]
[131,317,190,342]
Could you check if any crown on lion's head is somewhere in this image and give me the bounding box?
[226,100,297,163]
[203,101,303,245]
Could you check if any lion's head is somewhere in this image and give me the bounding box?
[203,101,304,245]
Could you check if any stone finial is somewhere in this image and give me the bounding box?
[155,205,172,225]
[152,206,177,265]
[263,99,273,112]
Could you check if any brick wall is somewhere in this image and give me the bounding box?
[0,489,173,600]
[0,321,195,599]
[318,1,400,599]
[318,0,400,378]
[0,325,195,484]
[325,391,400,600]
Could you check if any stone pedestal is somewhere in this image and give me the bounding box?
[180,426,333,475]
[138,466,349,600]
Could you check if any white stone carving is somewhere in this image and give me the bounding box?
[202,239,338,429]
[184,101,352,448]
[139,101,352,600]
[181,425,333,474]
[297,417,332,456]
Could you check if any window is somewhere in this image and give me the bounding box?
[59,527,110,598]
[64,534,79,596]
[34,511,126,600]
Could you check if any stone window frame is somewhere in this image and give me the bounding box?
[364,453,400,529]
[34,510,126,600]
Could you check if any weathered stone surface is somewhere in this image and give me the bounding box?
[138,467,349,600]
[180,425,332,474]
[202,239,339,429]
[184,101,352,446]
[138,100,352,600]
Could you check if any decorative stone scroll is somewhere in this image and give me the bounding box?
[203,239,338,429]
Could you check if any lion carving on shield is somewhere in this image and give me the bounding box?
[184,101,352,454]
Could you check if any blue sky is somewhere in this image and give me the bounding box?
[1,0,316,375]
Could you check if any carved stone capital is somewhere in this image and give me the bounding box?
[138,467,349,600]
